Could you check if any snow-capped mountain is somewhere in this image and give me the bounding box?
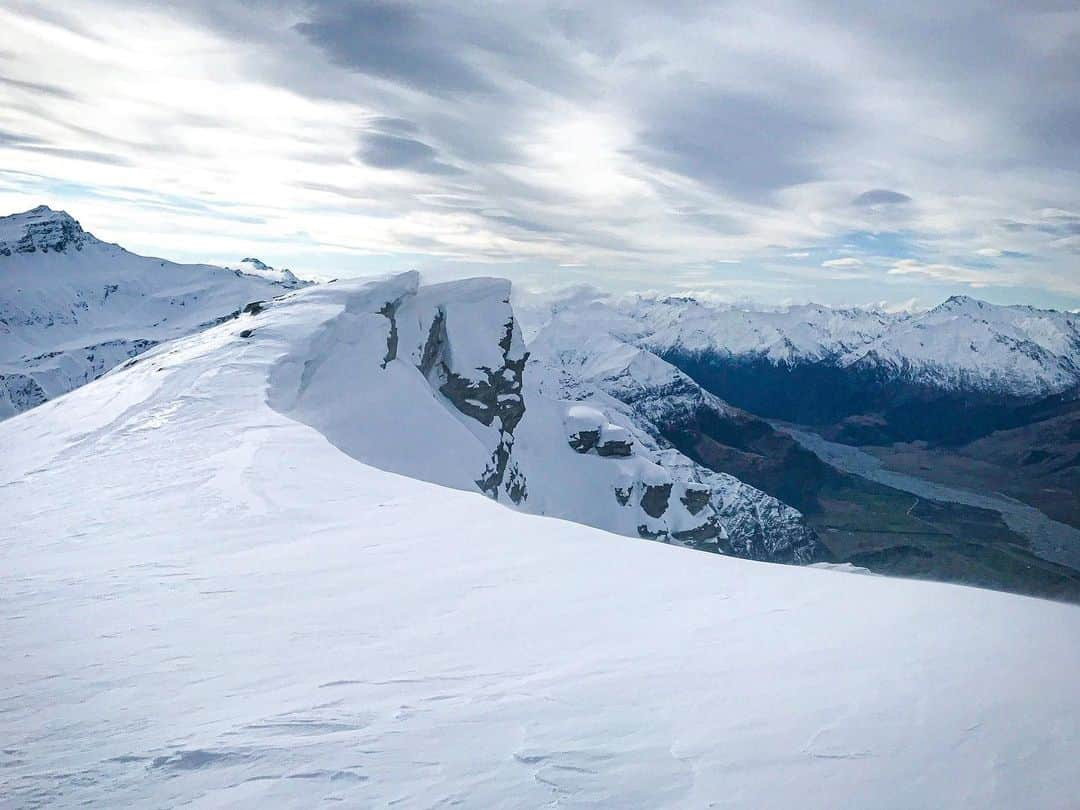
[532,289,1080,444]
[271,272,823,563]
[3,269,1079,808]
[0,206,309,419]
[623,293,1080,397]
[227,257,305,287]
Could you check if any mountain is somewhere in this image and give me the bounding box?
[0,205,820,564]
[3,204,1075,591]
[607,292,1080,445]
[271,272,823,563]
[520,288,1080,597]
[3,272,1079,808]
[0,206,308,419]
[526,300,826,558]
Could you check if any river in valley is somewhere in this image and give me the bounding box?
[778,425,1080,572]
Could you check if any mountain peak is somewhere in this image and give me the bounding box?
[0,205,91,256]
[230,257,307,288]
[935,294,988,313]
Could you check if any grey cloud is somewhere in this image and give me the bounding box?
[9,0,1080,303]
[22,145,134,166]
[355,132,462,174]
[634,86,837,200]
[291,0,588,101]
[295,2,495,96]
[853,189,912,206]
[0,127,130,166]
[0,75,78,100]
[368,116,418,135]
[480,211,558,234]
[0,127,45,146]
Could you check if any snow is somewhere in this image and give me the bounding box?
[0,206,306,418]
[226,258,305,288]
[543,290,1080,397]
[3,274,1080,807]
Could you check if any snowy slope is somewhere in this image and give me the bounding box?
[604,292,1080,397]
[3,275,1080,808]
[0,206,307,418]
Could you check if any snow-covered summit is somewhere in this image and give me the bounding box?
[227,257,306,289]
[0,205,94,255]
[842,296,1080,396]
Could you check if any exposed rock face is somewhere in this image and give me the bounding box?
[409,287,530,504]
[564,405,634,457]
[0,206,89,255]
[640,482,672,519]
[0,373,48,415]
[0,338,158,420]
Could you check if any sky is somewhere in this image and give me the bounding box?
[1,0,1079,310]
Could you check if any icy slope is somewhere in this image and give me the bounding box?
[0,205,306,418]
[3,277,1080,808]
[270,273,819,561]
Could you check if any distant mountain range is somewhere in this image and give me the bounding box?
[608,291,1080,445]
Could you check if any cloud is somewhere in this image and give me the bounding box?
[635,85,838,200]
[0,74,78,100]
[887,259,1012,287]
[2,0,1080,308]
[294,2,494,96]
[852,189,912,206]
[355,132,462,175]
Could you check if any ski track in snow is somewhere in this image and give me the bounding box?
[2,276,1080,808]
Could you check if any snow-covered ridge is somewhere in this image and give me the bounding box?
[269,273,822,563]
[3,268,1079,808]
[598,291,1080,397]
[0,205,310,419]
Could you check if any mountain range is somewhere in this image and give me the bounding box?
[2,205,1079,599]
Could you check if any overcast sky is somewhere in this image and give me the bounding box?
[2,0,1079,308]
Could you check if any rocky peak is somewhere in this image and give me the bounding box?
[0,205,91,256]
[230,257,307,289]
[933,294,989,315]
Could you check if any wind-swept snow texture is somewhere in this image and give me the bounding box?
[3,275,1079,808]
[0,205,305,419]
